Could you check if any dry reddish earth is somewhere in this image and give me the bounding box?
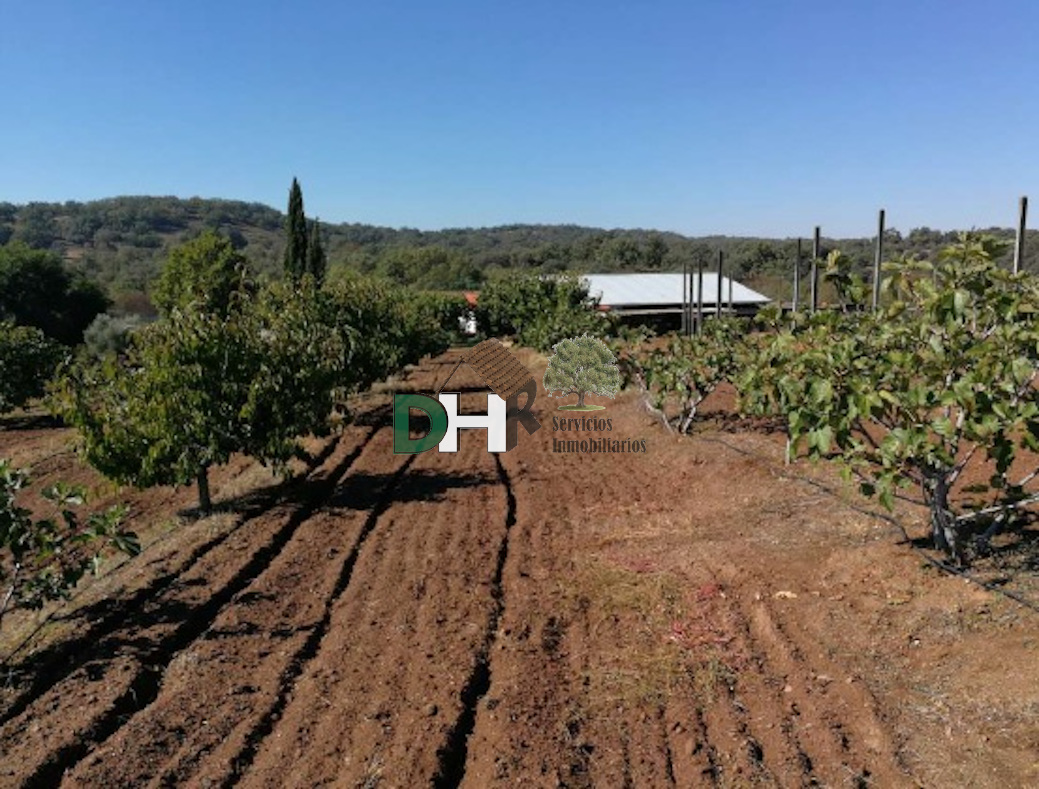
[0,350,1037,788]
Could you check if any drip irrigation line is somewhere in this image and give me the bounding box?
[696,434,1039,616]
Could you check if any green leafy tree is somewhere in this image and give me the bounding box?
[320,272,465,397]
[739,233,1039,564]
[640,318,744,432]
[372,245,481,290]
[151,231,252,318]
[0,460,139,631]
[477,271,611,352]
[822,250,867,311]
[0,323,65,414]
[409,290,470,351]
[0,242,109,345]
[283,178,308,282]
[307,218,327,285]
[644,233,669,269]
[543,334,621,409]
[11,203,58,249]
[53,282,345,513]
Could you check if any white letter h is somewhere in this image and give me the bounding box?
[438,393,507,453]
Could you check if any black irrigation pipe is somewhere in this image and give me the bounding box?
[696,434,1039,616]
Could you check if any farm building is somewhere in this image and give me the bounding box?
[582,272,771,330]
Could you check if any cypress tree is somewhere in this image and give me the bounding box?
[283,177,308,282]
[307,218,327,285]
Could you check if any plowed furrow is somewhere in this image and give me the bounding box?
[237,431,506,788]
[696,675,766,786]
[625,713,679,787]
[739,594,910,787]
[62,429,407,788]
[0,430,371,787]
[0,437,340,727]
[665,704,721,786]
[458,446,591,787]
[431,453,515,788]
[682,577,816,787]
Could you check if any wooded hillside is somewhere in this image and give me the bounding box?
[2,196,1036,314]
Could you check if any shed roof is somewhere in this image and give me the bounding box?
[582,273,770,308]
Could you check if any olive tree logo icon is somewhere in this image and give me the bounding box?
[542,334,621,411]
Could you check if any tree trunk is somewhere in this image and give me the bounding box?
[634,371,671,433]
[0,566,19,633]
[578,391,586,408]
[679,397,697,434]
[926,475,963,565]
[197,467,212,515]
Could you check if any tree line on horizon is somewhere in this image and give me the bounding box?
[1,194,1038,315]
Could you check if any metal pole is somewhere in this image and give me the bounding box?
[716,249,723,319]
[728,275,733,314]
[1014,196,1028,275]
[792,238,801,313]
[687,263,694,336]
[872,209,885,312]
[681,260,688,334]
[686,262,693,336]
[696,255,704,334]
[810,226,820,314]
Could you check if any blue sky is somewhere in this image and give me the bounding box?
[2,0,1038,238]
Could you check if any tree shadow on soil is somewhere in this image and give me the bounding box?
[327,468,496,510]
[698,410,787,434]
[0,458,499,717]
[354,396,506,437]
[0,454,333,709]
[974,522,1039,572]
[0,413,65,431]
[351,403,394,428]
[901,522,1039,591]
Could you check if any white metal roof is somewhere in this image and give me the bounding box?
[582,273,771,308]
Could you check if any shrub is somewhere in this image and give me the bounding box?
[476,271,612,352]
[82,313,147,358]
[0,322,65,415]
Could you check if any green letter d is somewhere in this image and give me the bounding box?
[393,394,448,454]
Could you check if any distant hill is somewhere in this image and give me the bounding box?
[2,196,1036,312]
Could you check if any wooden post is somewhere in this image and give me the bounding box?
[728,275,733,314]
[696,256,704,333]
[792,238,801,313]
[716,249,724,319]
[681,261,688,334]
[1013,196,1028,274]
[872,209,885,312]
[810,226,820,314]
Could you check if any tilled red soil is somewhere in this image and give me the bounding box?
[1,350,1037,787]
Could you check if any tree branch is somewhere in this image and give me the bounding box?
[954,493,1039,524]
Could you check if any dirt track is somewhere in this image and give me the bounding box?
[1,349,1037,787]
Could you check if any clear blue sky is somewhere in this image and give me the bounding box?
[3,0,1037,238]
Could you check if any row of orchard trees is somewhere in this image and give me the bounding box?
[1,229,622,626]
[2,228,467,628]
[52,230,467,513]
[618,232,1039,566]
